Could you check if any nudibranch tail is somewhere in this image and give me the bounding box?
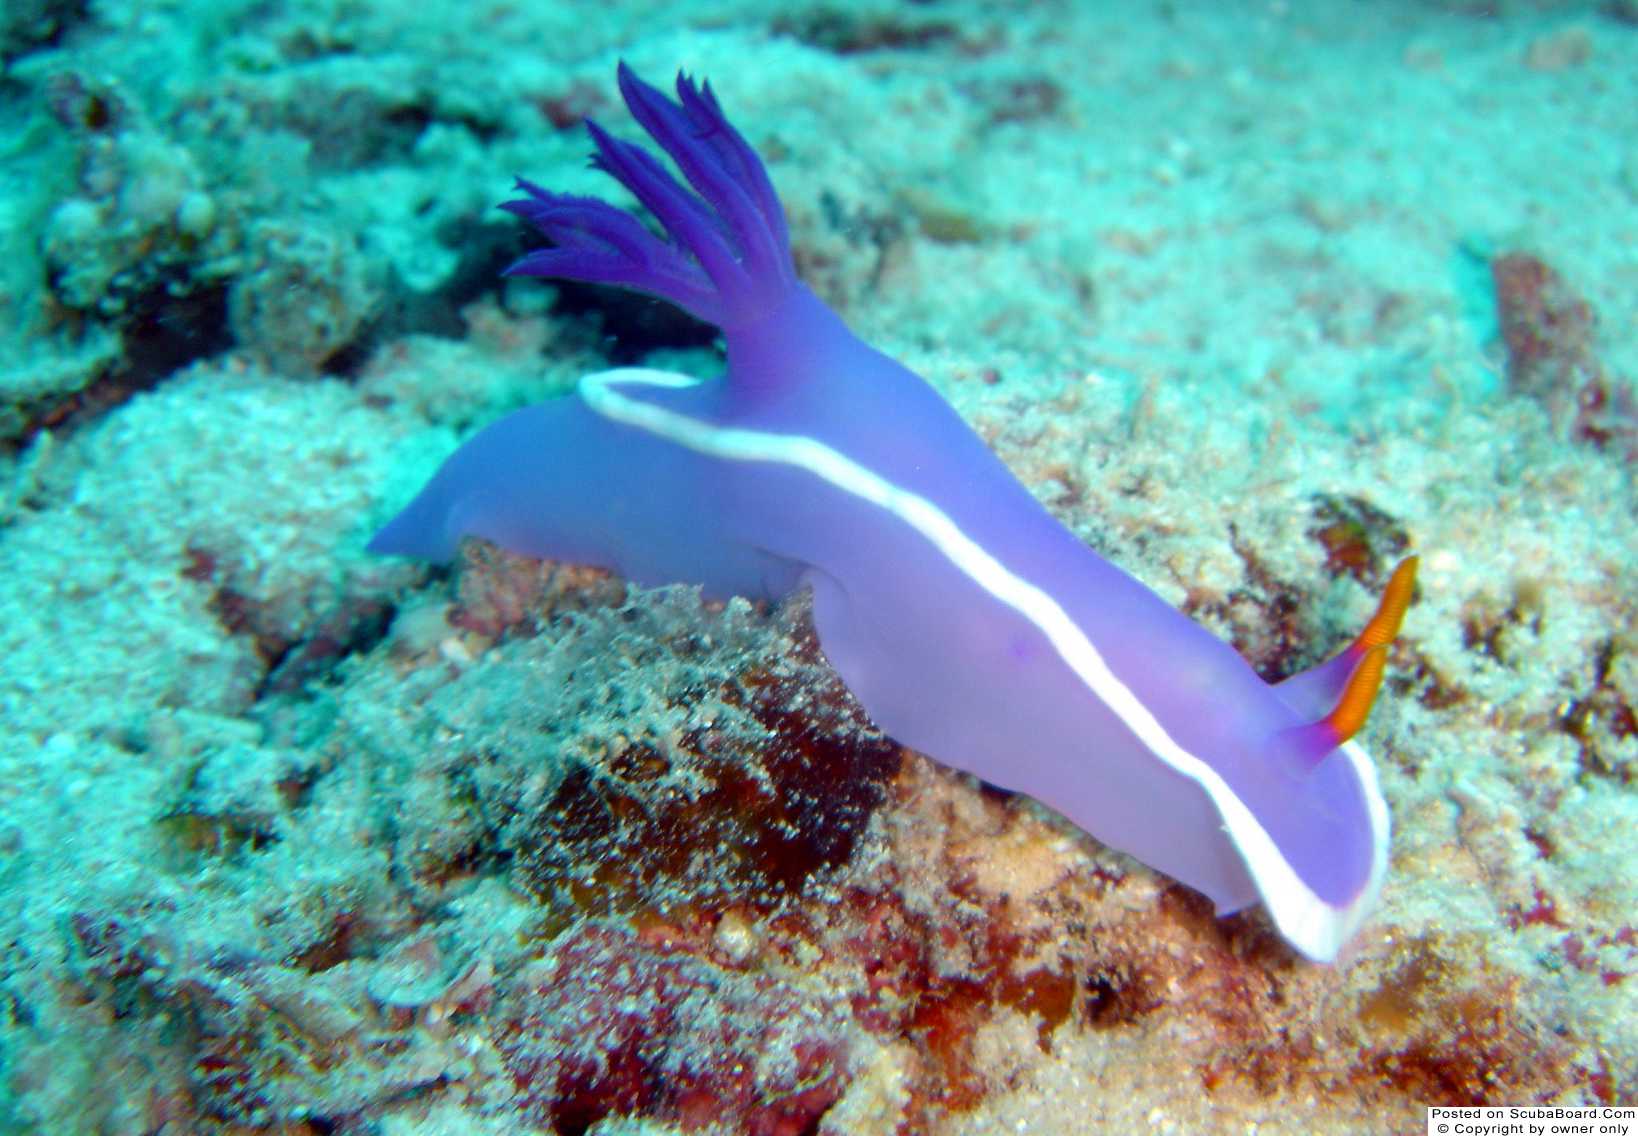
[502,62,794,327]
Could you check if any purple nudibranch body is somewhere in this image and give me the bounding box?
[370,64,1405,962]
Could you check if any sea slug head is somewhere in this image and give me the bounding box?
[1226,555,1418,960]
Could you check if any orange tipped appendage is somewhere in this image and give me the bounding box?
[1325,645,1388,744]
[1351,555,1418,654]
[1321,555,1418,746]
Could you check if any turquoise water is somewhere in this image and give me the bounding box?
[0,2,1633,1131]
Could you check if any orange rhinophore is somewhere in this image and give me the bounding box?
[1322,555,1419,747]
[1352,555,1419,654]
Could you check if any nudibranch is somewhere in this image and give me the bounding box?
[370,64,1414,962]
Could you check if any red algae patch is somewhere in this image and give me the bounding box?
[478,597,905,917]
[1492,251,1637,459]
[495,923,853,1136]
